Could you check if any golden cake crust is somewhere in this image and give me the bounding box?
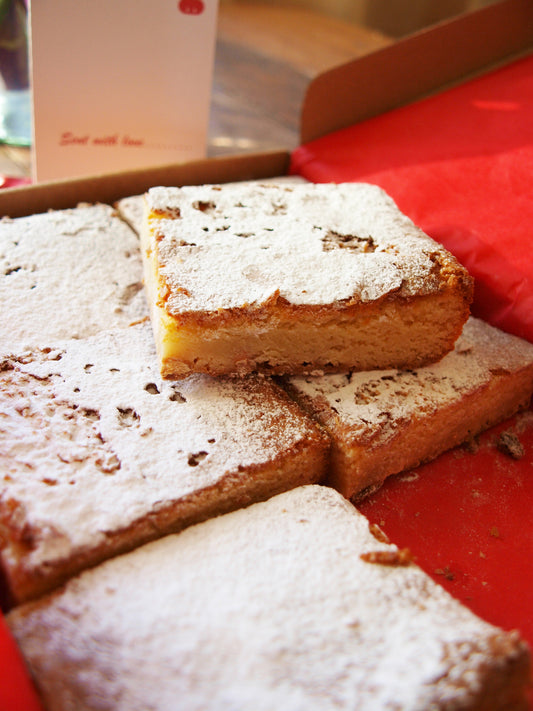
[141,182,473,378]
[283,318,533,500]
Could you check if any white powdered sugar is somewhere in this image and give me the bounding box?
[8,486,527,711]
[0,321,318,575]
[288,317,533,443]
[146,182,453,314]
[0,204,148,349]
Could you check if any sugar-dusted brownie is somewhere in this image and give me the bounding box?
[141,182,473,378]
[7,485,530,711]
[0,322,328,605]
[283,318,533,500]
[0,203,147,348]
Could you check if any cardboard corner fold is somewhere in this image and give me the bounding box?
[299,0,533,145]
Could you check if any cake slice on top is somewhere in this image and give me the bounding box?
[141,182,473,378]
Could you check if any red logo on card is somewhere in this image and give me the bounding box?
[178,0,204,14]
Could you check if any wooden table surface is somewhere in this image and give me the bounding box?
[0,3,392,182]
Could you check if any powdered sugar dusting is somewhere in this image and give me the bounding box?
[0,321,319,575]
[288,318,533,444]
[0,204,148,349]
[147,183,457,314]
[8,486,527,711]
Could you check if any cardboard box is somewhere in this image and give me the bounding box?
[1,1,532,708]
[299,0,533,143]
[0,0,530,218]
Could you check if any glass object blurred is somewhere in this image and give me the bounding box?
[0,0,31,146]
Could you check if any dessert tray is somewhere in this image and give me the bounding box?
[0,14,532,709]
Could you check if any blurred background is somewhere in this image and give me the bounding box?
[210,0,500,155]
[0,0,29,149]
[221,0,498,37]
[0,0,501,177]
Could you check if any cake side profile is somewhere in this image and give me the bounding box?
[0,204,148,349]
[283,318,533,500]
[0,322,329,606]
[141,182,473,378]
[7,485,531,711]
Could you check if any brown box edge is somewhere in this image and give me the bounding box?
[1,0,532,219]
[0,150,291,219]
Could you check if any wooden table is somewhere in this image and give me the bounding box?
[0,3,391,181]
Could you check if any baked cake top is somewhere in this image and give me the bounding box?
[146,182,471,316]
[287,317,533,447]
[0,321,321,574]
[8,485,529,711]
[0,204,147,349]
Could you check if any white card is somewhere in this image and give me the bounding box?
[29,0,219,182]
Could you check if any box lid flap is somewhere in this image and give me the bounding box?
[300,0,533,145]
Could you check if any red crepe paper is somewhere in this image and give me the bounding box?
[291,53,533,342]
[357,411,533,646]
[357,408,533,711]
[0,612,43,711]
